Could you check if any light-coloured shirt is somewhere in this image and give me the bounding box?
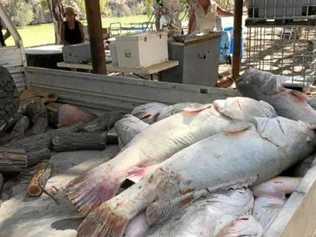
[192,0,222,33]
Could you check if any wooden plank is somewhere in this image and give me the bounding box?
[0,47,23,67]
[265,166,316,237]
[25,67,238,111]
[57,62,93,71]
[110,61,179,75]
[12,73,26,92]
[57,61,179,75]
[5,66,24,74]
[0,47,25,91]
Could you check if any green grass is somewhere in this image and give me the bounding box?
[6,15,150,48]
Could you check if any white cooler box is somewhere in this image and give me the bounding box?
[112,32,168,68]
[63,42,91,64]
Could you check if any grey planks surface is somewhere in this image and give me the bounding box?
[26,67,239,111]
[0,47,26,92]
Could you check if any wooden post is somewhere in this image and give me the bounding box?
[84,0,107,74]
[232,0,243,81]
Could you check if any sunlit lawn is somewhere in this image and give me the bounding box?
[6,15,149,47]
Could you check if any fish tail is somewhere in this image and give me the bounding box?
[66,166,121,216]
[78,203,129,237]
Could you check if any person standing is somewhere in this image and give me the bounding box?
[188,0,233,34]
[0,21,10,47]
[153,0,182,34]
[60,7,84,45]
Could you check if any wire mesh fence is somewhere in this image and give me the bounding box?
[244,0,316,87]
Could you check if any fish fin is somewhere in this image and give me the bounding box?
[146,189,208,226]
[126,167,148,183]
[223,122,252,135]
[78,204,129,237]
[126,165,158,184]
[289,90,309,102]
[65,167,121,216]
[182,104,213,116]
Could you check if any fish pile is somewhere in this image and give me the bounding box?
[62,72,316,237]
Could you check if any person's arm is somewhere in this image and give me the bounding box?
[217,5,234,16]
[60,22,66,44]
[3,30,10,41]
[188,9,196,34]
[78,22,85,42]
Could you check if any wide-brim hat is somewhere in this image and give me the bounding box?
[64,7,77,17]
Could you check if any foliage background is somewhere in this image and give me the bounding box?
[0,0,234,26]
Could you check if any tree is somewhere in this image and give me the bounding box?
[4,0,34,26]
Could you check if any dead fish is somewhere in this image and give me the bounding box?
[131,103,168,124]
[252,177,301,231]
[218,215,263,237]
[77,116,315,237]
[253,196,285,231]
[156,103,203,121]
[146,189,209,227]
[124,213,149,237]
[114,115,149,149]
[66,97,276,216]
[252,177,301,199]
[58,104,96,128]
[126,190,215,237]
[147,189,254,237]
[237,69,316,125]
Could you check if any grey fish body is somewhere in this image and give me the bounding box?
[219,215,263,237]
[78,116,315,237]
[114,115,149,149]
[252,177,301,231]
[147,189,254,237]
[253,196,285,231]
[237,69,316,125]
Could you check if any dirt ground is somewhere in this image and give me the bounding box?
[0,146,119,237]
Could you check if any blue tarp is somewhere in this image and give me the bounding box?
[219,26,243,64]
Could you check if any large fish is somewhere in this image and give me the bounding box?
[237,69,316,125]
[114,115,149,149]
[253,196,285,231]
[66,97,276,216]
[147,189,254,237]
[77,116,315,237]
[252,177,301,231]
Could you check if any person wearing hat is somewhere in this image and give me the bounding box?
[60,7,84,45]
